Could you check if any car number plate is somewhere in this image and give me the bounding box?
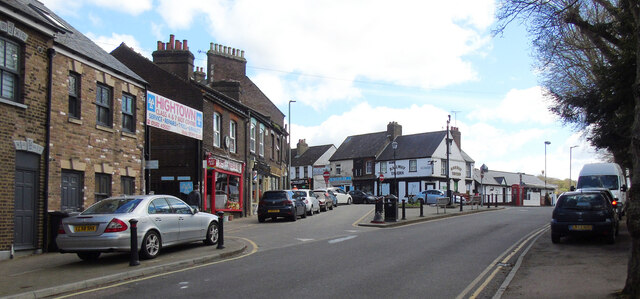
[570,225,593,231]
[267,209,279,213]
[74,225,97,232]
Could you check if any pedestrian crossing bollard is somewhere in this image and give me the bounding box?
[129,219,139,266]
[216,211,225,249]
[401,199,406,220]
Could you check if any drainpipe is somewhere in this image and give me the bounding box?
[245,110,251,216]
[43,48,56,252]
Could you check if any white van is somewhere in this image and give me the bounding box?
[576,163,628,214]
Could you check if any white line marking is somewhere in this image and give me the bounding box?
[296,238,314,242]
[329,235,357,244]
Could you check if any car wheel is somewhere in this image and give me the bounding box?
[204,222,219,245]
[77,252,101,261]
[348,198,352,205]
[290,212,297,221]
[140,231,161,259]
[329,203,333,210]
[307,208,313,216]
[302,209,307,218]
[551,233,561,244]
[258,215,265,223]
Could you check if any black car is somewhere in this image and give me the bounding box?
[258,190,306,222]
[551,190,619,244]
[349,190,377,204]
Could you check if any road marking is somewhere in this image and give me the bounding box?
[296,238,314,242]
[54,236,259,299]
[328,235,357,244]
[345,230,359,233]
[456,224,549,299]
[352,207,375,227]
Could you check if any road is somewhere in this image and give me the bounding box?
[64,205,553,298]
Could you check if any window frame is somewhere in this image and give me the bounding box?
[366,160,373,174]
[381,162,387,173]
[0,37,20,104]
[95,173,111,202]
[441,160,447,176]
[229,120,237,153]
[259,126,265,157]
[213,112,221,148]
[121,176,135,195]
[121,93,135,133]
[68,72,81,119]
[95,83,113,127]
[409,160,417,172]
[250,122,256,153]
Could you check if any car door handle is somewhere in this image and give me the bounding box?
[155,218,162,221]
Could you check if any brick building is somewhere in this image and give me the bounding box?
[206,43,288,213]
[0,0,146,259]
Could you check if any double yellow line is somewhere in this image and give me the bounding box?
[457,224,549,299]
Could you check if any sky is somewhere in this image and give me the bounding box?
[40,0,610,181]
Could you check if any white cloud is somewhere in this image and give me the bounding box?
[88,0,152,15]
[85,32,151,58]
[468,86,557,124]
[39,0,83,16]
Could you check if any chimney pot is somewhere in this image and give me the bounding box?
[183,40,188,50]
[157,41,162,50]
[232,48,236,56]
[176,40,182,50]
[241,50,245,58]
[210,42,214,51]
[169,34,175,50]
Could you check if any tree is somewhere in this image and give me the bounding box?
[496,1,640,297]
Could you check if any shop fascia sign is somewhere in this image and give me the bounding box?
[207,155,243,174]
[146,91,203,140]
[450,165,463,177]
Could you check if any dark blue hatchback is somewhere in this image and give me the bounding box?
[258,190,306,222]
[551,190,619,244]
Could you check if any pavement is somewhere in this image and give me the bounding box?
[0,203,630,298]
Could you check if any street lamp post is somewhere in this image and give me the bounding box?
[288,100,296,189]
[544,141,551,201]
[392,140,398,198]
[446,115,452,206]
[480,164,488,206]
[570,145,578,189]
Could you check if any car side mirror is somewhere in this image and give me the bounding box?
[570,186,575,191]
[621,185,628,192]
[191,206,199,213]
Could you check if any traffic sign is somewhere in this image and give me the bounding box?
[378,174,384,182]
[323,171,330,184]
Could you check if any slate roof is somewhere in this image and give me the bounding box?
[291,144,334,167]
[330,131,389,161]
[474,169,557,189]
[9,0,146,85]
[377,131,446,161]
[461,150,474,163]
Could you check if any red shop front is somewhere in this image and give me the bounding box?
[204,154,245,214]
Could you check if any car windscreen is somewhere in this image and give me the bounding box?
[82,198,143,214]
[557,194,606,210]
[577,175,619,190]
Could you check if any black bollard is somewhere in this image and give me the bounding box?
[216,211,225,249]
[129,219,139,266]
[401,199,406,220]
[495,195,498,208]
[419,198,424,217]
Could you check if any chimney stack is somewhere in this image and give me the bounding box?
[387,121,402,141]
[152,34,195,80]
[206,42,247,82]
[451,126,461,149]
[297,139,309,156]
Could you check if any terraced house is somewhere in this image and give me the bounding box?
[0,0,147,259]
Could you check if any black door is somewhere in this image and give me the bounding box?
[61,170,84,212]
[14,151,39,250]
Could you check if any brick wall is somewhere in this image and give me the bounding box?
[0,17,52,251]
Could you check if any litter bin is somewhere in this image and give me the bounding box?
[47,211,69,252]
[384,195,398,222]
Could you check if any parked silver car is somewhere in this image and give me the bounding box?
[292,189,320,215]
[56,195,219,261]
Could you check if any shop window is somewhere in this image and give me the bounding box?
[216,172,240,210]
[95,173,111,201]
[0,38,19,103]
[410,160,417,172]
[121,93,135,133]
[121,176,134,195]
[366,161,373,174]
[229,120,237,153]
[96,84,112,127]
[213,113,221,148]
[68,72,80,118]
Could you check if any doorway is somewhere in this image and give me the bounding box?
[14,151,39,250]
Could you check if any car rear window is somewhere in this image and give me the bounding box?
[292,191,306,198]
[82,198,142,214]
[557,194,606,210]
[262,191,288,200]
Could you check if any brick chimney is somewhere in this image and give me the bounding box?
[296,139,309,156]
[206,42,247,83]
[194,67,206,83]
[152,34,194,80]
[451,126,461,149]
[387,121,402,141]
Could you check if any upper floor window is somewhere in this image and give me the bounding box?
[68,72,80,118]
[213,113,221,148]
[121,93,135,133]
[96,84,112,127]
[229,120,237,153]
[441,160,447,176]
[303,166,308,178]
[366,161,373,174]
[259,126,265,157]
[250,122,256,153]
[295,167,300,179]
[409,160,417,172]
[381,162,387,173]
[466,162,472,178]
[276,137,281,162]
[336,164,341,175]
[271,134,275,159]
[0,38,20,103]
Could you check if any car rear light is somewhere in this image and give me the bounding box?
[305,200,309,204]
[105,218,128,233]
[58,223,65,234]
[612,200,617,206]
[285,200,293,205]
